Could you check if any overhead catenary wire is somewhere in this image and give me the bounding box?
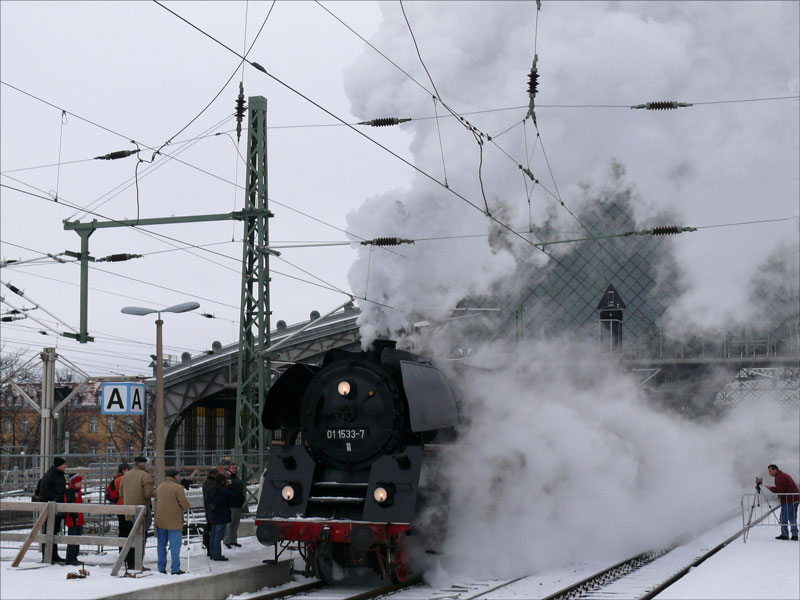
[0,295,61,336]
[2,183,381,307]
[151,1,561,267]
[51,110,68,201]
[0,339,139,375]
[1,82,409,263]
[1,279,79,334]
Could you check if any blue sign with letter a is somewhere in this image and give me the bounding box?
[101,383,146,415]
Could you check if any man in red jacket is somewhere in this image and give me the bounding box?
[766,464,799,540]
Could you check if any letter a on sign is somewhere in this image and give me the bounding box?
[129,384,145,415]
[102,384,127,414]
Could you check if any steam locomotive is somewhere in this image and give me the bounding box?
[254,340,458,583]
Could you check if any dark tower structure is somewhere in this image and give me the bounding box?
[597,283,626,353]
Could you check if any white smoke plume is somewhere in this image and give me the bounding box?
[340,1,799,580]
[416,339,799,580]
[343,1,798,344]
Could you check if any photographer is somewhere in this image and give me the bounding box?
[765,464,799,540]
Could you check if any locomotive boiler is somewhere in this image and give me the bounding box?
[255,340,458,583]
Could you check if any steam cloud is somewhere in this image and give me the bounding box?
[416,341,799,580]
[341,0,800,580]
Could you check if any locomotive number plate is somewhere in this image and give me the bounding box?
[325,428,368,440]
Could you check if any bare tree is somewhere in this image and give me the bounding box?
[0,347,41,452]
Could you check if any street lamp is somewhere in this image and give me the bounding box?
[121,301,199,484]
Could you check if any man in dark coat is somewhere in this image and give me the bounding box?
[39,457,68,563]
[766,464,800,540]
[201,468,218,556]
[224,463,246,548]
[207,472,236,561]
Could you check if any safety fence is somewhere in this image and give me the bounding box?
[0,450,262,498]
[0,501,146,574]
[740,492,797,542]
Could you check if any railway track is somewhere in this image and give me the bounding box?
[237,508,771,600]
[247,574,424,600]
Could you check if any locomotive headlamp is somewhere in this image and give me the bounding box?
[337,381,351,396]
[372,483,394,506]
[281,485,295,501]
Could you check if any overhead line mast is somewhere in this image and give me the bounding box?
[234,96,271,486]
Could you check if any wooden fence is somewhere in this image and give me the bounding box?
[0,501,146,575]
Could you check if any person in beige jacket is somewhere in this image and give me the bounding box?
[155,467,191,574]
[118,456,155,570]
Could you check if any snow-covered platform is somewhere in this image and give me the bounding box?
[655,520,799,600]
[0,534,291,600]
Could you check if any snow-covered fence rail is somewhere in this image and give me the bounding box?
[0,500,145,574]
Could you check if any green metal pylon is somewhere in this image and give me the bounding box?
[234,96,272,487]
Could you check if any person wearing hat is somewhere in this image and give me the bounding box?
[63,475,85,566]
[154,467,191,574]
[38,457,68,563]
[118,456,155,570]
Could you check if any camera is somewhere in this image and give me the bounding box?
[755,476,763,485]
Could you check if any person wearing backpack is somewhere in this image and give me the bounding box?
[109,463,130,540]
[63,475,85,566]
[38,457,68,563]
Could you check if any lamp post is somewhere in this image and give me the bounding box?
[121,301,199,484]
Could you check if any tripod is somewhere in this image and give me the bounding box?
[743,482,774,542]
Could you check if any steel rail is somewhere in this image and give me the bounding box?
[344,574,424,600]
[539,506,777,600]
[247,580,325,600]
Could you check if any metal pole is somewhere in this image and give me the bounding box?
[155,316,165,485]
[40,348,56,477]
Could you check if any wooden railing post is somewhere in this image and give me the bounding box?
[134,506,143,571]
[11,505,49,567]
[111,506,146,576]
[43,501,56,564]
[2,501,138,573]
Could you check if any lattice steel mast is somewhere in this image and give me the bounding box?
[234,96,272,481]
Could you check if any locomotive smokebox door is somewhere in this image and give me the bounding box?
[400,361,459,431]
[256,445,316,518]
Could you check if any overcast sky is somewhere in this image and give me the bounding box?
[1,1,798,375]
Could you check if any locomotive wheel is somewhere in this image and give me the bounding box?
[388,545,409,583]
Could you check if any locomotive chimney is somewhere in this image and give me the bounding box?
[371,339,397,355]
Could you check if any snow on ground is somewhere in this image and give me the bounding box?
[655,517,799,600]
[0,531,283,600]
[1,513,797,599]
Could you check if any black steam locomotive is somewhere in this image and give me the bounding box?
[255,340,458,583]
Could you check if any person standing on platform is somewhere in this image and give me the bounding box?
[201,468,218,556]
[38,456,68,563]
[766,464,800,540]
[224,462,245,548]
[207,472,236,561]
[63,475,85,566]
[154,467,191,574]
[119,456,155,569]
[110,463,130,537]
